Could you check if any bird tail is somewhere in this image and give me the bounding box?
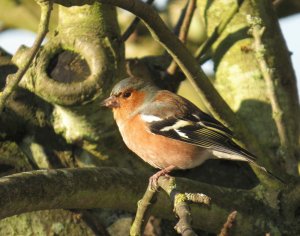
[212,150,285,184]
[247,160,285,184]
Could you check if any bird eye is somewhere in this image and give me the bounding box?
[122,91,132,98]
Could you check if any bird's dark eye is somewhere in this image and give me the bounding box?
[123,91,132,98]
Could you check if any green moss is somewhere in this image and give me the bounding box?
[174,193,187,206]
[0,210,95,236]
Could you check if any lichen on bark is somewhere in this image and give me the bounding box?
[197,0,299,175]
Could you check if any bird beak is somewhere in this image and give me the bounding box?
[101,95,120,108]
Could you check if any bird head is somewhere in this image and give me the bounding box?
[102,77,157,120]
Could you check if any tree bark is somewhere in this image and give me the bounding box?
[197,0,299,175]
[0,167,296,235]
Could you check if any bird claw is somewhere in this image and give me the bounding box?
[149,169,171,190]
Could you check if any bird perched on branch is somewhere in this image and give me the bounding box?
[102,77,275,186]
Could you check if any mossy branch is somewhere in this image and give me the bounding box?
[130,183,158,236]
[0,0,52,113]
[0,167,284,234]
[158,176,210,236]
[248,15,294,173]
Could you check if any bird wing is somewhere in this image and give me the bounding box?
[141,91,256,161]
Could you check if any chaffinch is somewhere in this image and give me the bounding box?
[102,77,271,185]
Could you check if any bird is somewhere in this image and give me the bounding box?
[102,77,279,186]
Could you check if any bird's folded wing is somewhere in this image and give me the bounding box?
[141,91,256,161]
[148,116,254,161]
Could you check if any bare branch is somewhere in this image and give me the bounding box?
[131,176,210,236]
[158,176,209,236]
[167,0,197,76]
[121,0,155,42]
[130,183,158,236]
[158,176,210,236]
[0,0,52,113]
[219,211,237,236]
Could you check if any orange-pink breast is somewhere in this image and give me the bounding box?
[116,115,210,170]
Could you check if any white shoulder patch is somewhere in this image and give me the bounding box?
[141,114,162,123]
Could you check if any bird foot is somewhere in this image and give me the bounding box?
[149,166,175,189]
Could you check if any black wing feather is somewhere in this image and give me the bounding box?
[186,112,233,137]
[149,117,256,162]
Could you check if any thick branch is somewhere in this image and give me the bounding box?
[0,167,282,234]
[280,180,300,221]
[248,16,295,174]
[250,19,287,150]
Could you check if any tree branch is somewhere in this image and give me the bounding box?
[248,16,295,174]
[121,0,155,42]
[167,0,197,76]
[0,0,52,113]
[131,176,210,236]
[280,180,300,221]
[219,211,238,236]
[158,176,210,236]
[0,167,283,234]
[130,182,158,236]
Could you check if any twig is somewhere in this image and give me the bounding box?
[158,176,210,236]
[195,0,242,60]
[130,176,210,236]
[219,211,237,236]
[130,183,158,236]
[248,16,290,159]
[167,0,196,75]
[172,1,189,37]
[121,0,155,42]
[199,53,211,65]
[0,0,52,113]
[173,0,197,43]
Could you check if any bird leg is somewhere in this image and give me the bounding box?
[149,165,176,188]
